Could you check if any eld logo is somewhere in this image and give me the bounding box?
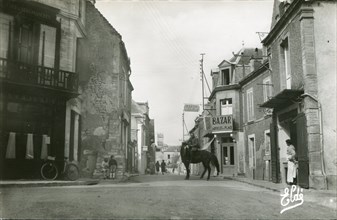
[280,185,304,214]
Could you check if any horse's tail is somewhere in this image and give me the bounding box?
[210,154,220,175]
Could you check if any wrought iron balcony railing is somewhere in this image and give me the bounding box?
[0,57,79,93]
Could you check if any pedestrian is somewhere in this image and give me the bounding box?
[109,155,118,179]
[161,160,166,175]
[155,161,160,174]
[101,157,109,179]
[286,139,297,185]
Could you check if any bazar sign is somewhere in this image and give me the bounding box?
[211,115,233,132]
[184,104,200,112]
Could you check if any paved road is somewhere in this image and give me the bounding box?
[1,174,336,219]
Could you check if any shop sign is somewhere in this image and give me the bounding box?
[184,104,200,112]
[142,146,148,152]
[211,115,233,133]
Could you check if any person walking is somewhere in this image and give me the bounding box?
[161,160,166,175]
[155,161,160,175]
[109,155,118,179]
[286,139,297,185]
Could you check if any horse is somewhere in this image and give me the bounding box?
[180,142,220,180]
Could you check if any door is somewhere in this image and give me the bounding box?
[17,23,34,64]
[296,113,309,188]
[221,141,235,176]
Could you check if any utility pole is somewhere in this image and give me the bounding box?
[182,113,185,141]
[200,53,205,111]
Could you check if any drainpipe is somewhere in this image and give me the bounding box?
[301,93,327,188]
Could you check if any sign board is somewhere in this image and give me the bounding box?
[184,104,200,112]
[211,115,233,133]
[142,146,148,152]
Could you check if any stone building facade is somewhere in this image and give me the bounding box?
[0,0,85,179]
[260,0,336,189]
[207,48,263,177]
[240,61,273,181]
[76,1,133,178]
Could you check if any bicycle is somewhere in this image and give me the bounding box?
[40,156,80,181]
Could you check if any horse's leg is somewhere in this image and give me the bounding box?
[184,162,190,180]
[200,162,207,179]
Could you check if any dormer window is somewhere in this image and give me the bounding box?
[220,68,231,85]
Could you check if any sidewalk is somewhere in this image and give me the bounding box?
[223,176,337,210]
[0,178,100,188]
[0,173,139,188]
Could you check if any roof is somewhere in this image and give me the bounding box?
[218,48,263,68]
[131,100,145,114]
[239,60,270,86]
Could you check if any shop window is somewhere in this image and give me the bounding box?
[223,146,234,165]
[220,98,232,115]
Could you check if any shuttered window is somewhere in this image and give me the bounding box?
[247,88,254,121]
[38,24,56,68]
[0,13,13,59]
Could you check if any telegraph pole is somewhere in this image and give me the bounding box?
[200,53,205,110]
[182,113,185,141]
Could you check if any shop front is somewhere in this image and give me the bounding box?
[211,114,238,176]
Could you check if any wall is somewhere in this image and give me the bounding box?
[241,69,272,180]
[76,2,129,178]
[314,1,337,189]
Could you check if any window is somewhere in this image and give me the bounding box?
[264,131,271,156]
[38,24,56,68]
[0,13,13,59]
[263,77,273,102]
[220,98,232,115]
[246,88,254,121]
[168,154,170,159]
[220,68,230,85]
[248,135,256,168]
[281,38,291,89]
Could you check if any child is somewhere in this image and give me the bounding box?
[101,158,109,179]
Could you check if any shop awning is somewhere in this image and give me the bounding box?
[260,89,303,108]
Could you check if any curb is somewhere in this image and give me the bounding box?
[222,176,281,192]
[0,179,100,188]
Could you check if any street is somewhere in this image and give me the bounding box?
[1,174,336,219]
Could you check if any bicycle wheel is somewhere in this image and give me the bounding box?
[66,163,79,181]
[41,162,58,180]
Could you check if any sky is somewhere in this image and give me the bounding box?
[95,0,274,146]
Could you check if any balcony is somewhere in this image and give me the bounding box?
[0,57,78,94]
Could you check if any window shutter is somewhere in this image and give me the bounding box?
[39,24,56,68]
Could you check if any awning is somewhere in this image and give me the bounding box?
[260,89,303,108]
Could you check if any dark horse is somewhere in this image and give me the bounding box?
[180,142,220,180]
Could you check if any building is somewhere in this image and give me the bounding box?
[76,1,133,178]
[207,48,262,177]
[0,0,85,179]
[260,0,336,189]
[131,101,154,174]
[239,60,273,181]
